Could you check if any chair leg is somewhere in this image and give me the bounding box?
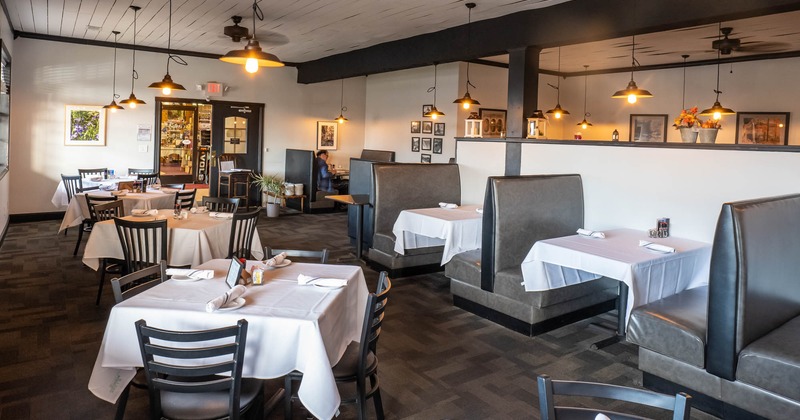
[96,259,106,305]
[114,383,131,420]
[284,375,294,420]
[73,222,85,256]
[372,389,385,420]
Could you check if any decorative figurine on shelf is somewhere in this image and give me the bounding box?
[612,129,620,141]
[465,112,482,138]
[526,110,547,139]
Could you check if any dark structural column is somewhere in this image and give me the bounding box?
[505,46,540,176]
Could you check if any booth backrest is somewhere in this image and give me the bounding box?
[371,163,461,237]
[284,149,321,211]
[348,158,378,247]
[360,149,395,162]
[706,194,800,380]
[481,174,584,292]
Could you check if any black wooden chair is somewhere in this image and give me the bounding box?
[136,173,159,189]
[128,168,154,175]
[163,183,185,190]
[90,199,125,305]
[78,168,108,187]
[174,189,197,210]
[285,275,391,420]
[537,374,692,420]
[202,196,239,213]
[73,194,117,256]
[227,208,260,259]
[135,319,265,420]
[113,218,168,275]
[61,174,81,236]
[264,246,329,263]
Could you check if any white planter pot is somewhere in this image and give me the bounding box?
[266,203,281,217]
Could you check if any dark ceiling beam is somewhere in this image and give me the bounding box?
[296,0,800,84]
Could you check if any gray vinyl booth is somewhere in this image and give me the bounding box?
[446,174,618,336]
[284,149,335,212]
[347,150,395,250]
[367,162,460,275]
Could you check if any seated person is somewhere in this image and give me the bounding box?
[316,150,336,192]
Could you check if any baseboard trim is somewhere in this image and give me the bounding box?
[9,212,65,223]
[0,215,8,248]
[366,260,443,279]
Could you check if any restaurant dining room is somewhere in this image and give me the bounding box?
[3,0,800,419]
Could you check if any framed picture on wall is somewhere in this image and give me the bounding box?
[479,108,506,138]
[421,153,431,163]
[316,121,338,150]
[629,114,667,142]
[411,121,421,133]
[422,121,433,134]
[65,105,106,146]
[422,104,433,117]
[434,122,445,136]
[411,137,420,152]
[421,137,431,151]
[735,112,790,145]
[432,138,443,154]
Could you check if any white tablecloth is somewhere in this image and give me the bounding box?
[58,189,176,233]
[51,176,138,208]
[521,228,711,323]
[88,259,369,420]
[392,205,483,265]
[81,209,263,270]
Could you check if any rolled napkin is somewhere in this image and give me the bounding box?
[111,189,129,196]
[476,208,483,214]
[205,285,247,312]
[165,268,215,279]
[577,228,606,239]
[190,206,208,214]
[638,240,676,253]
[264,252,287,267]
[297,274,348,288]
[439,202,459,209]
[131,209,158,216]
[209,212,234,219]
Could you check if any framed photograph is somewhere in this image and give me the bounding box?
[316,121,338,150]
[422,104,433,117]
[65,105,106,146]
[434,122,445,136]
[422,121,433,134]
[421,153,431,163]
[421,137,431,151]
[411,137,420,152]
[479,108,506,138]
[629,114,668,142]
[410,121,421,133]
[735,112,790,145]
[432,138,443,154]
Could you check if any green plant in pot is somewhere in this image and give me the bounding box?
[252,173,284,217]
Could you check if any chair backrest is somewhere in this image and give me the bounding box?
[359,276,391,363]
[537,374,691,420]
[91,199,124,222]
[228,208,260,259]
[78,168,108,180]
[111,260,167,303]
[135,319,249,420]
[137,173,159,183]
[264,246,329,263]
[85,195,120,222]
[128,168,154,175]
[61,174,81,203]
[376,271,389,294]
[77,186,100,193]
[113,218,168,274]
[164,183,186,190]
[175,189,197,210]
[203,196,240,213]
[359,149,395,162]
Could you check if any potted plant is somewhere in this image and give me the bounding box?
[698,118,721,144]
[252,173,284,217]
[674,107,700,143]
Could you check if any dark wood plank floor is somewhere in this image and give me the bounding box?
[0,211,716,419]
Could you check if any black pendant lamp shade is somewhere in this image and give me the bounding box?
[149,0,186,95]
[577,65,592,129]
[336,79,348,123]
[220,0,284,73]
[612,9,653,105]
[103,31,124,112]
[119,6,145,108]
[700,25,735,120]
[424,64,445,119]
[453,3,480,110]
[546,47,569,119]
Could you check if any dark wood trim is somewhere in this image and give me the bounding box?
[504,143,521,176]
[9,212,64,223]
[0,214,8,248]
[456,137,800,153]
[366,259,443,279]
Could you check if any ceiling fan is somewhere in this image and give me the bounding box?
[221,15,289,47]
[711,26,789,55]
[223,16,249,42]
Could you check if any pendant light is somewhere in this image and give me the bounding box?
[423,64,445,120]
[453,2,480,110]
[577,65,592,129]
[611,33,653,103]
[700,25,735,120]
[335,79,348,123]
[220,0,284,73]
[119,6,145,108]
[103,31,124,112]
[148,0,186,95]
[546,47,569,119]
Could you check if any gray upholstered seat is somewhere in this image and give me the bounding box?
[736,316,800,402]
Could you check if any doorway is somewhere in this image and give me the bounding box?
[208,101,264,206]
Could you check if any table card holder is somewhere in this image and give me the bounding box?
[225,258,244,288]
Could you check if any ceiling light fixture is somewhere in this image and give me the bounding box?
[148,0,186,95]
[612,2,653,104]
[103,31,124,113]
[119,6,145,108]
[577,65,592,129]
[546,47,569,119]
[220,0,284,73]
[336,79,348,123]
[700,25,735,120]
[424,64,445,120]
[453,2,480,110]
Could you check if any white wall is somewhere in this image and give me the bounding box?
[11,38,366,214]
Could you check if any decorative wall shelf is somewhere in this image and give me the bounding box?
[455,137,800,153]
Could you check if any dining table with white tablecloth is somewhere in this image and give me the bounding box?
[88,258,369,420]
[51,176,138,208]
[392,204,483,265]
[57,188,177,233]
[81,209,263,270]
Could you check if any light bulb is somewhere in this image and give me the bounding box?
[713,111,721,120]
[129,102,137,109]
[162,87,171,95]
[462,102,470,110]
[627,94,637,104]
[431,114,438,120]
[554,111,561,119]
[111,108,117,113]
[245,58,259,73]
[338,117,345,124]
[582,123,588,129]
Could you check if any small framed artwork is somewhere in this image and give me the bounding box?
[65,105,106,146]
[421,153,431,163]
[432,138,443,154]
[479,108,506,138]
[411,121,421,133]
[422,121,433,134]
[411,137,420,152]
[629,114,668,142]
[316,121,338,150]
[422,104,433,117]
[421,137,431,151]
[434,122,445,136]
[735,112,790,145]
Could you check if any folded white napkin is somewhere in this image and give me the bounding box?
[165,269,215,279]
[297,274,348,288]
[638,240,676,253]
[111,189,129,196]
[131,209,158,216]
[439,202,458,209]
[190,206,208,214]
[265,252,287,267]
[209,212,234,219]
[577,228,606,238]
[205,285,247,312]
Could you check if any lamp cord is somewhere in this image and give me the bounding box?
[681,55,688,109]
[465,4,474,92]
[252,0,264,41]
[714,23,722,101]
[583,65,589,118]
[131,7,138,91]
[428,64,438,106]
[112,32,119,100]
[165,0,187,74]
[340,79,347,113]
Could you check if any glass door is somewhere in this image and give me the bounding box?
[158,105,197,184]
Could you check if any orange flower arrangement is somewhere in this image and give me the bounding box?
[700,119,721,129]
[674,107,700,128]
